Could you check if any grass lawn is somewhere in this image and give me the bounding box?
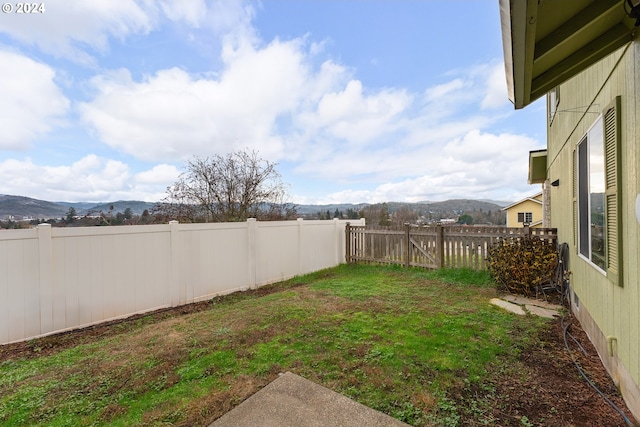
[0,264,551,426]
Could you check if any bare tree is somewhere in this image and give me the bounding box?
[392,205,418,228]
[158,150,296,222]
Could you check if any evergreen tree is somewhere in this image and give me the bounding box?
[65,207,77,224]
[379,203,391,227]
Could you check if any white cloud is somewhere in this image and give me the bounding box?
[287,62,530,190]
[158,0,208,27]
[292,128,539,204]
[0,156,175,202]
[135,164,180,184]
[36,1,524,200]
[0,0,254,64]
[424,79,465,102]
[299,80,412,144]
[0,1,153,64]
[79,35,337,162]
[0,50,69,150]
[481,62,510,109]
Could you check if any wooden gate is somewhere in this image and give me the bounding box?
[344,225,441,268]
[345,224,557,270]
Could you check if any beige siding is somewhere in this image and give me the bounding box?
[546,42,640,412]
[504,199,543,227]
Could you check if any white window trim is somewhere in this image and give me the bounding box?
[576,115,607,275]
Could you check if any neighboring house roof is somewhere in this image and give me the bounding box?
[499,0,637,109]
[501,192,543,211]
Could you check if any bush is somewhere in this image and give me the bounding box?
[486,235,558,297]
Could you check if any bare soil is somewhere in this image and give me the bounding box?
[0,286,637,426]
[452,313,637,427]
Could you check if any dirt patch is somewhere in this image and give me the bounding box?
[142,374,272,427]
[452,313,636,426]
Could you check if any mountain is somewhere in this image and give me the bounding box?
[296,199,506,217]
[478,199,512,208]
[295,203,369,215]
[77,201,157,216]
[0,195,157,219]
[0,195,69,219]
[1,195,510,221]
[414,199,506,214]
[57,201,100,212]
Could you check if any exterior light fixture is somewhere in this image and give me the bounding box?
[551,179,560,187]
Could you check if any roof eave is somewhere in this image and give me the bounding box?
[499,0,536,109]
[500,0,636,110]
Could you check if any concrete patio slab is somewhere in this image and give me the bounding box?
[492,295,562,318]
[525,304,559,319]
[490,298,526,315]
[501,294,562,311]
[210,371,410,427]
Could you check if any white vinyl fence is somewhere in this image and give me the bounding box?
[0,218,365,345]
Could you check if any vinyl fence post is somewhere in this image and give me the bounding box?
[248,218,257,289]
[345,222,351,264]
[334,218,341,267]
[38,223,53,335]
[297,218,304,274]
[169,220,182,305]
[405,223,410,268]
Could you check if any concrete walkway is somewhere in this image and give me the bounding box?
[210,371,410,427]
[490,295,563,318]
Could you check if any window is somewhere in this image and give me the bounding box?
[574,97,621,285]
[548,87,560,124]
[517,212,533,223]
[577,116,606,270]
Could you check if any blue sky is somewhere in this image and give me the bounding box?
[0,0,546,204]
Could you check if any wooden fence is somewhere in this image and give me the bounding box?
[345,224,557,270]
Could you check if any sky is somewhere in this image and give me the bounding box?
[0,0,547,205]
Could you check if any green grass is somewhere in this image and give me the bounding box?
[0,264,549,426]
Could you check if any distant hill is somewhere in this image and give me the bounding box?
[56,201,100,212]
[1,194,510,221]
[478,199,512,208]
[0,195,69,219]
[297,199,506,217]
[296,203,369,215]
[78,201,157,216]
[0,195,157,219]
[415,199,506,214]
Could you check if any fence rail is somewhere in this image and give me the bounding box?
[345,224,557,270]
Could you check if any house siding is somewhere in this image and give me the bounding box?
[546,42,640,417]
[502,193,543,228]
[504,196,543,228]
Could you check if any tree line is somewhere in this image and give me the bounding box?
[300,202,505,228]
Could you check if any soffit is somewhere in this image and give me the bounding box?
[500,0,636,109]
